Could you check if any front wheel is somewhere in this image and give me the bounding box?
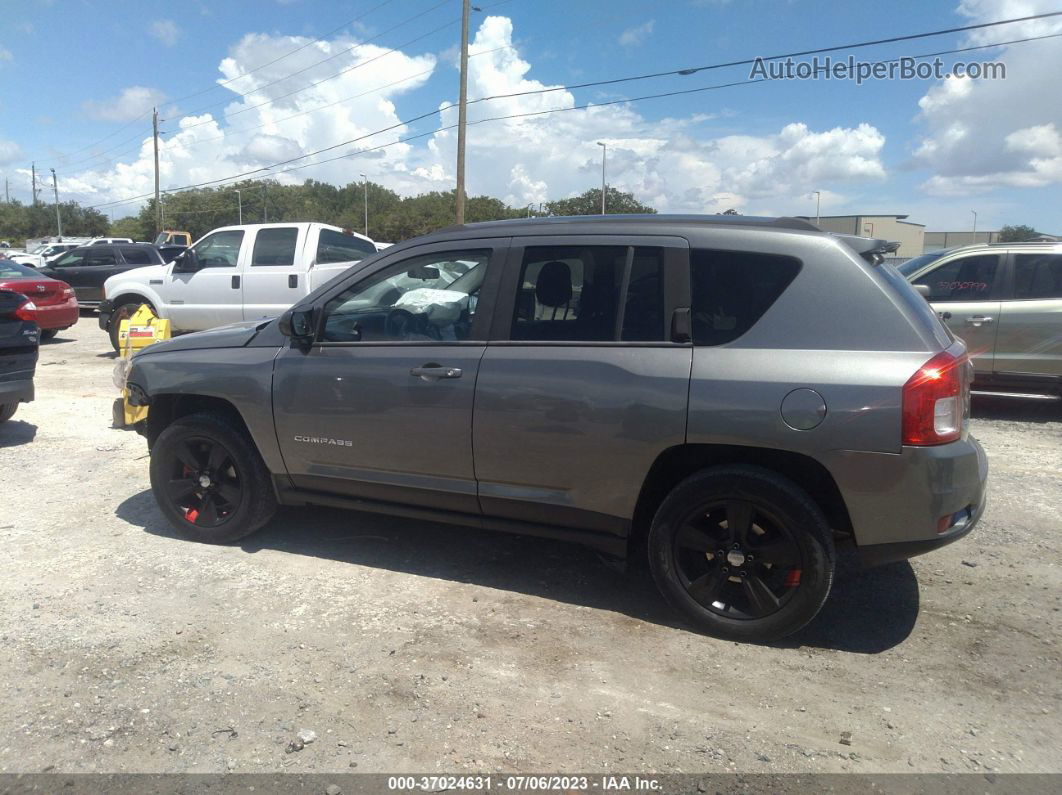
[149,412,277,543]
[648,465,835,643]
[0,403,17,423]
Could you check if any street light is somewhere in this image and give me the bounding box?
[971,210,978,240]
[360,173,368,237]
[596,141,607,215]
[812,191,821,226]
[235,189,242,225]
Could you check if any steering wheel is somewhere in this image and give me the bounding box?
[385,308,437,340]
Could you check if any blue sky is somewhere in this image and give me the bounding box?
[1,0,1060,232]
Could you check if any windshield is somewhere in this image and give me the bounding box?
[0,261,43,279]
[896,249,948,276]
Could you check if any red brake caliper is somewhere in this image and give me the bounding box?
[784,569,802,587]
[180,465,198,523]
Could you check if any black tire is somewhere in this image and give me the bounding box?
[0,403,17,424]
[39,328,59,342]
[108,301,152,352]
[648,465,835,643]
[149,412,277,544]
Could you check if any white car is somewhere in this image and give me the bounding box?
[98,222,378,349]
[7,243,82,269]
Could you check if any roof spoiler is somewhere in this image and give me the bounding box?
[833,234,901,265]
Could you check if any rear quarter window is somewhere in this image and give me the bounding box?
[691,249,801,345]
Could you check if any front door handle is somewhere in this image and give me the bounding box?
[410,365,463,380]
[231,275,241,289]
[965,315,994,326]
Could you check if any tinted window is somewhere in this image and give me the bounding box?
[897,249,947,276]
[192,230,244,268]
[511,245,665,342]
[691,249,801,346]
[317,229,376,264]
[252,228,299,266]
[914,254,998,302]
[1013,253,1062,300]
[321,250,490,342]
[120,246,154,265]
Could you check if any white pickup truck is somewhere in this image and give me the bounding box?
[98,222,377,349]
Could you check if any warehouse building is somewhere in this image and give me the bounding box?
[798,214,925,258]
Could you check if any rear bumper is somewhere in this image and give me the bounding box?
[0,378,34,405]
[822,435,988,565]
[97,299,113,330]
[35,300,79,330]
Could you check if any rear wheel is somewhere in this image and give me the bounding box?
[39,328,58,342]
[149,412,277,543]
[648,465,834,642]
[0,403,17,423]
[108,301,151,352]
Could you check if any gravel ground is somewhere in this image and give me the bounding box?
[0,318,1059,775]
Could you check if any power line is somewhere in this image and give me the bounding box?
[87,28,1061,211]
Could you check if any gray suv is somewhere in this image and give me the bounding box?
[125,215,987,642]
[900,242,1062,398]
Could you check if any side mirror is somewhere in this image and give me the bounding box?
[913,284,931,299]
[280,307,317,345]
[173,249,201,273]
[407,265,440,280]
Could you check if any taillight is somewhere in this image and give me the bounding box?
[902,349,967,445]
[14,299,38,322]
[62,286,75,298]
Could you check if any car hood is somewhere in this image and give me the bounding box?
[104,263,167,292]
[134,319,273,356]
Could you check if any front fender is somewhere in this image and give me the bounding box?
[102,280,167,318]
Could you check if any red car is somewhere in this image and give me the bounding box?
[0,260,79,341]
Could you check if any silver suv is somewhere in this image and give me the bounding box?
[900,242,1062,399]
[125,215,988,642]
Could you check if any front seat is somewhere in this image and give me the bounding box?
[535,260,573,324]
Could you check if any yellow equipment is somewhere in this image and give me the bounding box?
[112,304,171,426]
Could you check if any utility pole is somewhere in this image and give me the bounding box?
[454,0,471,225]
[50,168,62,238]
[597,141,607,214]
[235,189,242,224]
[153,107,161,236]
[360,173,368,237]
[31,162,38,207]
[971,210,978,240]
[4,178,8,203]
[813,191,821,226]
[263,183,267,222]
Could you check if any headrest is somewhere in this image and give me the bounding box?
[535,260,572,308]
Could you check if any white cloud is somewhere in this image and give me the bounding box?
[58,16,887,218]
[618,20,655,47]
[912,0,1062,195]
[0,138,23,165]
[82,86,167,122]
[0,46,12,64]
[150,19,181,47]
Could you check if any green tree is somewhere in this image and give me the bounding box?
[998,224,1038,242]
[546,187,656,217]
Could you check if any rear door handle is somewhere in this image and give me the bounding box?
[231,275,241,289]
[410,365,463,380]
[965,315,994,326]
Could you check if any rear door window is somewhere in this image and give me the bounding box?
[1012,253,1062,299]
[913,254,999,301]
[690,249,800,345]
[252,228,299,266]
[511,245,666,342]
